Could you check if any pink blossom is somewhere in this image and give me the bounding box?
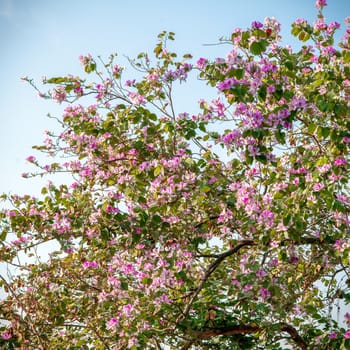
[127,336,139,348]
[267,85,276,94]
[328,332,337,339]
[94,84,105,99]
[52,213,71,234]
[79,53,92,66]
[313,183,324,192]
[106,317,119,330]
[121,263,135,275]
[259,287,271,300]
[166,216,179,224]
[80,168,93,178]
[122,303,133,316]
[195,57,207,69]
[113,65,121,77]
[317,163,331,173]
[222,129,242,146]
[256,269,268,278]
[26,155,36,162]
[315,0,327,9]
[155,293,172,305]
[52,85,66,103]
[345,312,350,326]
[333,239,348,252]
[74,84,83,96]
[83,261,99,269]
[264,17,281,33]
[295,18,307,25]
[259,210,275,227]
[310,55,319,63]
[217,207,233,223]
[345,331,350,339]
[125,79,136,86]
[243,284,253,293]
[1,332,12,340]
[334,157,347,166]
[251,21,263,29]
[292,178,299,185]
[128,92,145,106]
[232,279,240,286]
[322,46,336,56]
[105,205,119,214]
[289,256,299,264]
[269,258,279,266]
[327,21,340,33]
[11,235,30,245]
[329,173,342,182]
[337,194,348,203]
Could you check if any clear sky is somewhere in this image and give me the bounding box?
[0,0,349,197]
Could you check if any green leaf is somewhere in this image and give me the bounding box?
[343,50,350,64]
[283,214,291,226]
[0,228,8,241]
[151,215,162,225]
[291,25,301,37]
[308,123,317,134]
[185,129,196,140]
[85,62,96,73]
[273,87,283,100]
[154,165,163,177]
[250,41,267,55]
[312,79,324,89]
[142,277,152,285]
[46,77,68,84]
[233,68,244,79]
[121,281,128,290]
[321,127,330,138]
[317,126,330,139]
[149,113,157,121]
[275,130,286,144]
[298,31,310,42]
[75,340,86,347]
[200,185,211,193]
[317,99,329,112]
[258,85,267,101]
[285,60,294,70]
[154,43,162,57]
[199,122,206,133]
[341,338,350,350]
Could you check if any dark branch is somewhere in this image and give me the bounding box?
[177,240,255,323]
[280,323,307,350]
[186,322,306,350]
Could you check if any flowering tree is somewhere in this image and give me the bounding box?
[1,1,350,349]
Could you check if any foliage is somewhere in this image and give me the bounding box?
[1,2,350,349]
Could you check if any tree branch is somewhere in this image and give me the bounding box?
[0,275,47,349]
[177,240,255,323]
[186,322,306,350]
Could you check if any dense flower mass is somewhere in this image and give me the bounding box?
[1,2,350,349]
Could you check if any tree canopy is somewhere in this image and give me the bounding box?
[1,1,350,349]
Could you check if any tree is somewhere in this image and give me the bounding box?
[1,1,350,349]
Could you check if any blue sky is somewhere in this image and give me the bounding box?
[0,0,349,196]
